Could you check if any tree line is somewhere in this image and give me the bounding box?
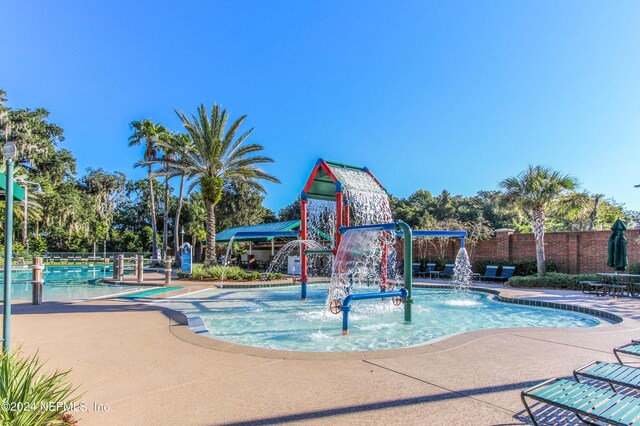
[1,89,635,275]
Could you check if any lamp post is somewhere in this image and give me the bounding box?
[3,141,17,353]
[15,178,43,262]
[181,226,185,246]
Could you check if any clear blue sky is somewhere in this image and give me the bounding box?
[2,1,640,213]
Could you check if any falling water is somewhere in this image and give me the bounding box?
[223,236,236,266]
[444,248,480,307]
[307,200,335,246]
[325,228,401,311]
[331,168,393,226]
[265,239,332,277]
[451,248,473,293]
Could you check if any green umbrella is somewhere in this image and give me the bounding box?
[607,218,628,271]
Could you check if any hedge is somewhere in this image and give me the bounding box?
[472,259,558,277]
[507,272,598,290]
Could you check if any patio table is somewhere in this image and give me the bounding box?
[595,273,640,297]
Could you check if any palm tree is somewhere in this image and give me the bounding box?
[166,104,280,263]
[128,119,169,261]
[500,165,578,277]
[150,132,194,264]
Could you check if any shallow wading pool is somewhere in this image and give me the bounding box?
[162,286,602,352]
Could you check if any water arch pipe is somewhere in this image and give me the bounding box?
[337,220,414,331]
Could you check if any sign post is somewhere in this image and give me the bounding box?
[181,243,192,275]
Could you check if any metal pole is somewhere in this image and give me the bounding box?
[23,184,27,250]
[396,221,413,322]
[3,156,14,352]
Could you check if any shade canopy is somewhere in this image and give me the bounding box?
[0,172,25,201]
[215,220,301,243]
[607,218,628,271]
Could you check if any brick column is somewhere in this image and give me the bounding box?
[495,229,514,260]
[567,233,579,274]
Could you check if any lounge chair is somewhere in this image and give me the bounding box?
[614,341,640,365]
[521,377,640,425]
[574,360,640,392]
[479,265,499,281]
[412,263,420,277]
[496,266,516,282]
[440,264,455,279]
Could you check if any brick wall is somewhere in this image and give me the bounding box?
[472,229,640,273]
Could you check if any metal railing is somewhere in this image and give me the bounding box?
[10,252,152,263]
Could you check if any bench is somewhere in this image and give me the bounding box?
[581,280,626,297]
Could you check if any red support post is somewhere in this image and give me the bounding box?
[381,236,388,288]
[334,191,343,255]
[344,202,350,228]
[300,197,308,300]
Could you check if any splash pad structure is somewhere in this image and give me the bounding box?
[298,159,468,334]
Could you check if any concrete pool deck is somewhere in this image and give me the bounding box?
[7,280,640,425]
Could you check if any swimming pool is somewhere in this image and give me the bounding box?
[0,265,142,302]
[164,286,602,352]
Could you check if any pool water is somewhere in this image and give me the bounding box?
[166,286,601,352]
[1,265,142,302]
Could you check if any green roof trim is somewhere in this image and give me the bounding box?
[215,220,301,243]
[0,172,25,201]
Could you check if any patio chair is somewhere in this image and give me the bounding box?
[614,340,640,364]
[440,264,455,279]
[420,263,436,277]
[496,266,516,282]
[479,265,499,281]
[521,377,640,425]
[574,360,640,392]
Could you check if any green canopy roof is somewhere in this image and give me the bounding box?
[215,220,301,243]
[0,172,25,201]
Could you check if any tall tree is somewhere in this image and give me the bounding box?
[168,104,280,263]
[128,119,169,261]
[151,132,194,263]
[500,165,578,277]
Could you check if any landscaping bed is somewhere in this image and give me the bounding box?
[177,265,283,281]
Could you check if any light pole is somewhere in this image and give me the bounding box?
[15,178,43,261]
[3,141,17,353]
[181,226,185,246]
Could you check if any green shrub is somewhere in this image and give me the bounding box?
[0,349,81,426]
[473,259,557,276]
[629,263,640,275]
[507,272,598,290]
[187,265,265,281]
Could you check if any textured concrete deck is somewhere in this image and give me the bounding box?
[7,281,640,425]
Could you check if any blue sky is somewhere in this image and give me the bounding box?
[2,1,640,213]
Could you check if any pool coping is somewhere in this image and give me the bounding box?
[160,284,625,360]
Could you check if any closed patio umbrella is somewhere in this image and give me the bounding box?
[607,218,628,271]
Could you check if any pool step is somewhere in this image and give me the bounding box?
[117,286,184,299]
